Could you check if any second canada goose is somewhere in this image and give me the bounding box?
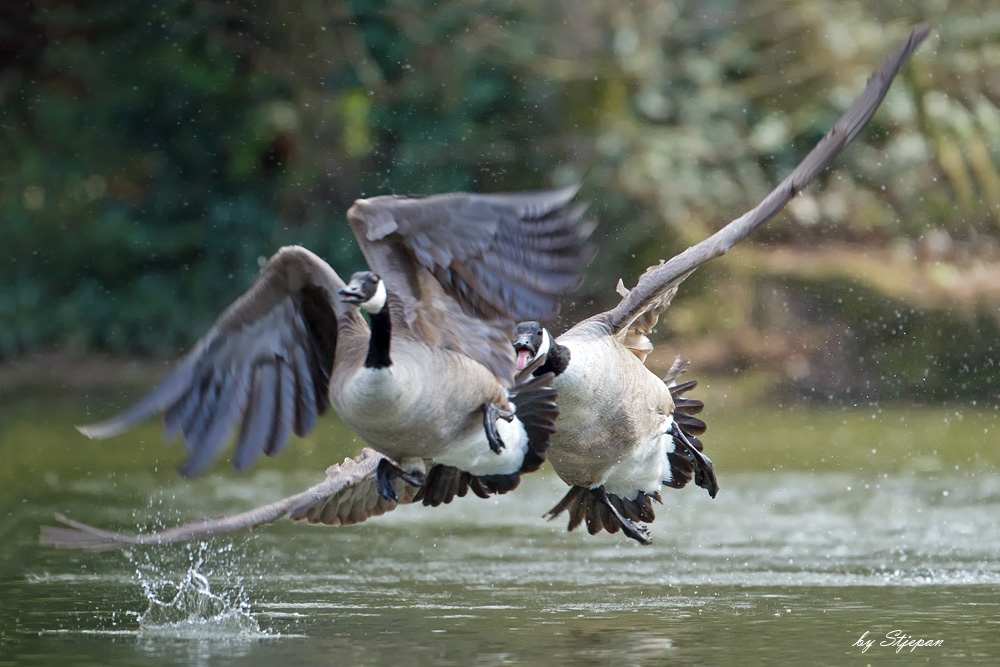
[512,27,930,544]
[74,187,591,506]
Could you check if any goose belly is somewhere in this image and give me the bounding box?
[434,418,529,476]
[332,345,507,462]
[335,366,416,435]
[603,422,675,498]
[547,336,674,490]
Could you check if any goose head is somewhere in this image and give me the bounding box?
[340,271,387,314]
[513,321,551,371]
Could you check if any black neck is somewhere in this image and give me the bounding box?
[537,340,570,377]
[365,307,392,369]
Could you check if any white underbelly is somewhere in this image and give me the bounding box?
[434,418,528,476]
[602,415,676,498]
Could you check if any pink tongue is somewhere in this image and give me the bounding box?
[516,349,531,370]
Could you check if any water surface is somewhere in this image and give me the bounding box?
[2,383,998,665]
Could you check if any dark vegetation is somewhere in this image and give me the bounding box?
[2,1,998,401]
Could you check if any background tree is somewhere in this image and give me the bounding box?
[1,0,997,400]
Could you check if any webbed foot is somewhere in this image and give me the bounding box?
[483,402,515,454]
[593,486,653,546]
[399,468,426,488]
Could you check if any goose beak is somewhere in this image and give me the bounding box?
[338,287,364,304]
[513,322,543,370]
[339,281,366,304]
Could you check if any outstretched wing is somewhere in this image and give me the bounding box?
[79,246,367,477]
[607,25,930,346]
[347,187,593,381]
[39,449,415,552]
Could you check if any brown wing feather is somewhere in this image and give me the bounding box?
[77,246,366,477]
[404,271,517,382]
[38,449,411,552]
[607,25,930,339]
[613,268,679,361]
[347,187,593,383]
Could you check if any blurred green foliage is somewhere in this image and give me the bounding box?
[2,1,999,400]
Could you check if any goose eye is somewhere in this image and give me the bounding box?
[536,329,543,336]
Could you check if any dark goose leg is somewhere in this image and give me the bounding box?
[375,458,425,502]
[482,402,515,453]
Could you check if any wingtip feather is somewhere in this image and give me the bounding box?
[76,419,124,440]
[39,513,131,552]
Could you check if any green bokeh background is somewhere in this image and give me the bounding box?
[2,1,998,401]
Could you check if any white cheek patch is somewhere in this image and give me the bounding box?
[361,279,387,313]
[536,329,552,362]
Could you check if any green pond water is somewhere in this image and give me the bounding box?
[2,379,999,665]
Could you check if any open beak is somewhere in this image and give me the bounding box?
[339,282,365,304]
[513,344,534,371]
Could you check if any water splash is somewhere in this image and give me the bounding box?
[134,542,266,638]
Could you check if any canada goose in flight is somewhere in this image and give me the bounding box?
[512,26,930,544]
[43,359,558,551]
[72,187,591,505]
[41,26,928,552]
